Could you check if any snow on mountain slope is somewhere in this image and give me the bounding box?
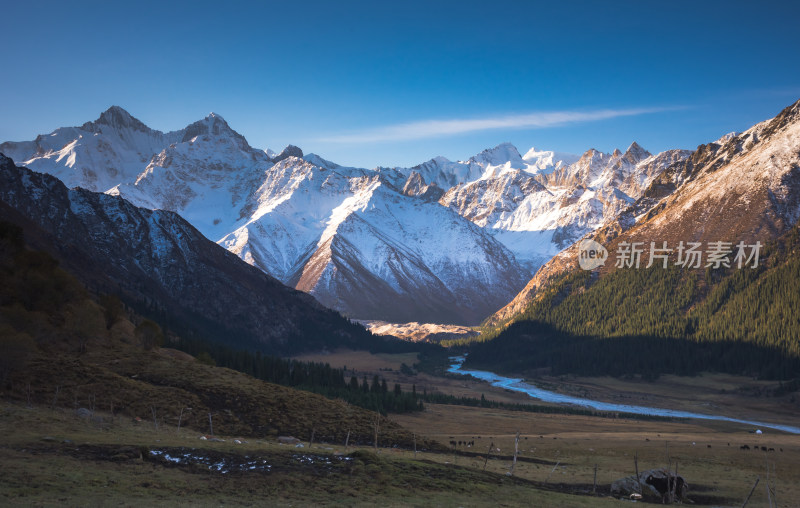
[1,106,685,326]
[439,141,691,272]
[215,158,527,324]
[470,142,528,170]
[0,154,375,353]
[100,125,537,323]
[395,142,577,190]
[628,101,800,244]
[220,159,379,281]
[288,181,527,324]
[522,147,580,174]
[398,155,484,190]
[110,113,273,240]
[0,106,185,192]
[487,99,800,327]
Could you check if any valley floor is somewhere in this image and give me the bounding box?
[4,350,798,506]
[525,373,800,428]
[3,399,798,506]
[294,349,800,506]
[393,404,799,507]
[294,349,800,427]
[0,403,616,507]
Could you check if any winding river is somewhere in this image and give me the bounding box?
[447,357,800,435]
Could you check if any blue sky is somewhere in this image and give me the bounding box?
[2,0,799,168]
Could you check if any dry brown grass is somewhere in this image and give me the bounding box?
[0,402,621,507]
[296,350,800,505]
[295,349,800,424]
[294,349,564,406]
[533,373,800,426]
[2,339,426,449]
[393,403,800,507]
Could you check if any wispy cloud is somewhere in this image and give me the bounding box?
[318,107,676,143]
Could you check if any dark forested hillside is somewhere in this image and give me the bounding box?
[0,154,386,354]
[464,224,800,379]
[173,335,424,415]
[0,219,430,445]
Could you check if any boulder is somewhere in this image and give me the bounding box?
[611,468,688,501]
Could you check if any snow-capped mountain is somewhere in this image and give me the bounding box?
[1,106,689,325]
[213,157,527,324]
[108,113,274,240]
[1,108,533,324]
[487,99,800,327]
[286,179,526,324]
[390,142,578,192]
[0,154,375,353]
[522,147,580,175]
[0,106,185,192]
[439,142,691,272]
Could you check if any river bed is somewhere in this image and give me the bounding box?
[448,356,800,434]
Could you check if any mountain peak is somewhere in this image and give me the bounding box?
[759,97,800,139]
[101,104,131,117]
[578,148,604,162]
[181,113,249,147]
[624,141,651,161]
[714,132,740,145]
[92,106,150,132]
[469,142,524,168]
[272,144,304,163]
[521,146,579,175]
[205,112,228,124]
[411,155,452,169]
[303,153,340,170]
[521,146,546,159]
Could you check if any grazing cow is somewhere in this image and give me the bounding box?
[707,444,712,448]
[761,446,768,451]
[768,448,775,452]
[741,445,750,450]
[646,474,687,500]
[646,474,669,493]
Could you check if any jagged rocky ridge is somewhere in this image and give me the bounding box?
[0,154,375,353]
[2,107,693,325]
[487,99,800,327]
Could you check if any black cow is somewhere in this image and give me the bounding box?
[646,474,686,500]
